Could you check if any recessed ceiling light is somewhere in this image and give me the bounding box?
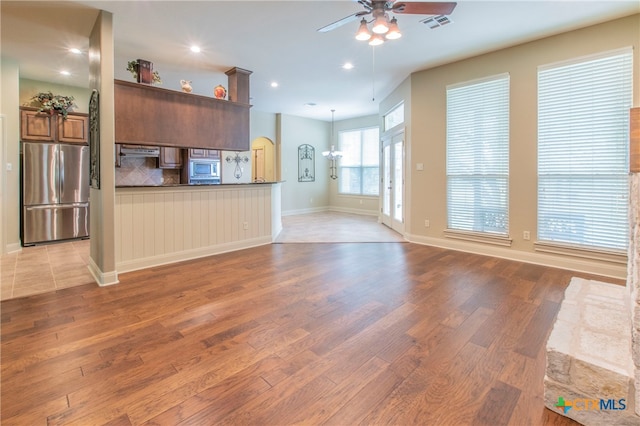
[342,62,354,70]
[69,48,82,54]
[60,70,71,76]
[190,45,201,53]
[270,82,279,88]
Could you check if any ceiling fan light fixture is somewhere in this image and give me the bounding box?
[355,18,371,41]
[385,17,402,40]
[368,33,384,46]
[371,13,389,34]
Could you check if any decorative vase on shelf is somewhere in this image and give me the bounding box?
[214,84,227,99]
[180,80,193,93]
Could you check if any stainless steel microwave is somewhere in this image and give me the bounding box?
[189,159,220,182]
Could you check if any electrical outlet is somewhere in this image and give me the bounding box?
[425,219,430,228]
[6,163,12,171]
[523,231,530,240]
[243,222,249,230]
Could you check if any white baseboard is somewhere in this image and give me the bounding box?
[406,233,626,280]
[282,207,329,216]
[6,242,22,254]
[329,206,379,217]
[116,236,272,274]
[88,258,119,287]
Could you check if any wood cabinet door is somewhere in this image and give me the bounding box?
[205,150,220,159]
[159,147,183,169]
[21,109,55,142]
[58,114,88,144]
[189,148,219,159]
[189,148,207,158]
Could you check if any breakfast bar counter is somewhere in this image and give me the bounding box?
[114,182,282,273]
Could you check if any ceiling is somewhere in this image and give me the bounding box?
[2,1,638,121]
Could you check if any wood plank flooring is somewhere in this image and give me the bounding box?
[1,242,623,425]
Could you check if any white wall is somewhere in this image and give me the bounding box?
[278,113,330,215]
[0,58,21,253]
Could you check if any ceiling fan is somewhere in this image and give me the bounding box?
[318,1,457,45]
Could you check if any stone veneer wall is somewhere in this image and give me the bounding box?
[630,172,640,416]
[630,107,640,416]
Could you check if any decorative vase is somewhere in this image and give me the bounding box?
[214,84,227,99]
[180,80,193,93]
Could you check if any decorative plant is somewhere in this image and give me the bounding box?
[127,60,162,85]
[30,91,76,119]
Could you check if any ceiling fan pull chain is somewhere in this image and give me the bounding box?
[371,45,376,102]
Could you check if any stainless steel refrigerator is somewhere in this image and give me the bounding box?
[22,142,90,245]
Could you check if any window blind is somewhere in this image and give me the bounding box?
[339,127,380,196]
[537,49,632,252]
[446,73,510,235]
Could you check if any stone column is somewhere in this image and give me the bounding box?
[629,107,640,416]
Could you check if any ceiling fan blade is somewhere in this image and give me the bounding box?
[392,2,457,15]
[317,11,370,32]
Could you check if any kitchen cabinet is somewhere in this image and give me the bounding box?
[159,147,183,169]
[58,114,89,144]
[189,148,219,159]
[20,108,88,144]
[114,67,251,151]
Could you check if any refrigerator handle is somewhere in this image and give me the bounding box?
[59,149,64,196]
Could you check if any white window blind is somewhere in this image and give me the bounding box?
[339,127,380,196]
[446,73,510,235]
[537,49,632,252]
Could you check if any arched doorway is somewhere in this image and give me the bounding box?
[251,136,275,182]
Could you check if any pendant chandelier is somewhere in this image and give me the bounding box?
[322,109,342,179]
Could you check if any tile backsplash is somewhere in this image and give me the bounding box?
[115,157,181,186]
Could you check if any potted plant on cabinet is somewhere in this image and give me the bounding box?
[30,91,76,119]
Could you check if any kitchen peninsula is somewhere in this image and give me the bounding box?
[115,182,281,273]
[113,66,282,273]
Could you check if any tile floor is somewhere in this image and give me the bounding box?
[275,211,405,243]
[0,239,94,301]
[0,211,403,301]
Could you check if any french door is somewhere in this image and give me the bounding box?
[381,131,404,233]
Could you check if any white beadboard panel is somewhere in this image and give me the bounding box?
[115,184,276,270]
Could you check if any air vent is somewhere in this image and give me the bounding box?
[420,15,452,29]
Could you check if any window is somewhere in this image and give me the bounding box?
[338,127,380,195]
[537,49,632,252]
[446,73,510,236]
[384,103,404,131]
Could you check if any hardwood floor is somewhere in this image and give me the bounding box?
[1,242,622,425]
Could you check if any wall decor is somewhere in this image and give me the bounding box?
[225,152,250,180]
[298,144,315,182]
[89,89,100,189]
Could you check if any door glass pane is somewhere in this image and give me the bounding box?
[383,145,390,216]
[393,142,403,221]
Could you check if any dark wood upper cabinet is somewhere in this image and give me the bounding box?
[114,68,251,151]
[158,147,183,169]
[20,108,88,144]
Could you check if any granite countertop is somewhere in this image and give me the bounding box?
[116,182,281,188]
